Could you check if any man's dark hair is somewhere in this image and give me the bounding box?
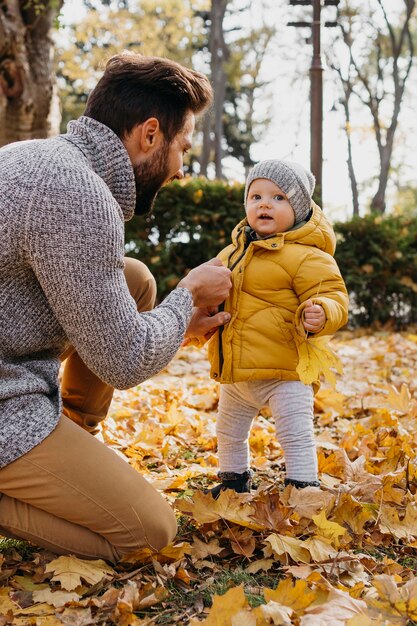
[84,53,213,142]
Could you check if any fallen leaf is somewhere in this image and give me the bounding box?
[245,558,274,574]
[190,536,223,561]
[252,600,293,625]
[379,503,417,540]
[312,509,347,547]
[0,588,18,614]
[368,574,417,620]
[285,485,334,518]
[32,588,81,608]
[303,536,339,562]
[190,585,248,625]
[300,587,371,625]
[265,534,311,564]
[176,490,261,530]
[375,383,412,414]
[44,556,115,591]
[250,492,292,531]
[57,607,94,626]
[264,578,316,610]
[223,527,256,558]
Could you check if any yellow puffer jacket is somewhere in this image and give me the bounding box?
[207,202,349,384]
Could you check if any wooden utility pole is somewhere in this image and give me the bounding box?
[310,0,323,198]
[288,0,339,206]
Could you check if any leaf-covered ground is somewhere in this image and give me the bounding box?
[2,331,417,625]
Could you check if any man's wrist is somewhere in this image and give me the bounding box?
[177,277,196,303]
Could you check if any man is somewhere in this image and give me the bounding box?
[0,53,231,562]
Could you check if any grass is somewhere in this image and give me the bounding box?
[0,537,37,559]
[358,543,417,573]
[136,563,282,624]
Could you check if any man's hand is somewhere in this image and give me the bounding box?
[177,258,232,307]
[302,299,326,333]
[185,306,231,340]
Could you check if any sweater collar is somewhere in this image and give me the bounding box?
[63,116,136,221]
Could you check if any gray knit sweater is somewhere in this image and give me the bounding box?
[0,116,193,468]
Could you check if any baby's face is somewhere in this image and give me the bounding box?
[246,178,295,236]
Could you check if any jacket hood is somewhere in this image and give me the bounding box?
[231,202,336,255]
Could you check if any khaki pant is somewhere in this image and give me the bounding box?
[0,258,177,562]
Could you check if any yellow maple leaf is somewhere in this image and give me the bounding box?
[245,558,274,574]
[370,575,417,620]
[157,542,192,563]
[252,601,293,625]
[0,587,18,614]
[121,541,191,564]
[191,536,223,561]
[302,587,370,623]
[371,383,412,414]
[265,533,311,563]
[224,526,256,558]
[286,484,334,519]
[250,492,292,531]
[32,588,81,608]
[303,536,339,562]
[176,490,262,530]
[190,585,249,625]
[15,615,62,626]
[264,578,316,610]
[12,602,57,619]
[332,494,375,536]
[312,509,347,548]
[315,387,347,416]
[44,556,115,591]
[295,334,343,386]
[379,502,417,540]
[12,575,49,593]
[137,583,168,610]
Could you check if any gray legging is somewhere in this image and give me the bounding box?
[216,379,318,483]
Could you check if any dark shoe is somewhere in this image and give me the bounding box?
[210,470,253,499]
[284,477,320,489]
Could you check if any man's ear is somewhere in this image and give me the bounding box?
[122,118,163,163]
[135,117,162,153]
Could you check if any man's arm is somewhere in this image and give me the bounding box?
[26,194,230,389]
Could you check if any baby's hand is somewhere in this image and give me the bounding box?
[302,299,325,333]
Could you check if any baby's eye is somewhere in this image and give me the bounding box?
[252,194,261,200]
[274,194,285,201]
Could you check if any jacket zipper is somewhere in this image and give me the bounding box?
[217,235,252,378]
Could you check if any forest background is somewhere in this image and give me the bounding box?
[1,0,417,220]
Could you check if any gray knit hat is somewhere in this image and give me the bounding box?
[244,159,315,224]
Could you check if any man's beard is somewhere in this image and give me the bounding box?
[133,141,170,216]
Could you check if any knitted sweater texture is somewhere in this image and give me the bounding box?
[0,116,193,468]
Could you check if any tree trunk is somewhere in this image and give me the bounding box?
[370,145,392,214]
[342,103,360,217]
[370,99,401,214]
[0,0,62,147]
[209,0,229,179]
[199,108,213,177]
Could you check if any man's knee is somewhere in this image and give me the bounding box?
[147,506,177,552]
[123,257,157,311]
[116,503,177,559]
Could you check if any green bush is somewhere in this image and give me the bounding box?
[334,215,417,327]
[125,179,417,328]
[125,178,245,298]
